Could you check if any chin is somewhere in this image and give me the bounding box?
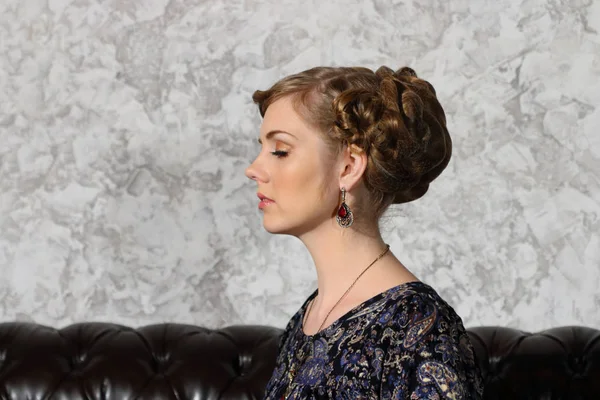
[261,214,316,238]
[262,220,294,235]
[260,215,296,236]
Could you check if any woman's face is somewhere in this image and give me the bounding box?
[245,96,340,236]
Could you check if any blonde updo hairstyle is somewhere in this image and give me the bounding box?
[252,66,452,222]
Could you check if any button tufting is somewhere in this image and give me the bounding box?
[0,323,597,399]
[237,353,252,377]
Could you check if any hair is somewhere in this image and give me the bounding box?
[252,65,452,221]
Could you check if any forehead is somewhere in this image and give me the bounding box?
[261,97,313,136]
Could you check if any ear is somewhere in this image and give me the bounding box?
[338,143,368,192]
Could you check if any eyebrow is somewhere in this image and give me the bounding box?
[257,130,297,144]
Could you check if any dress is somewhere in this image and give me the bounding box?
[262,281,484,399]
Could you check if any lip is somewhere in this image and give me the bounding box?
[257,192,274,202]
[258,199,274,210]
[257,192,274,210]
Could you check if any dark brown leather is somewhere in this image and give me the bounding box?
[0,322,598,399]
[468,326,600,399]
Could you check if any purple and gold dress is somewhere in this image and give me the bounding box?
[263,281,484,399]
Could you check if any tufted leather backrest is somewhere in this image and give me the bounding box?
[0,322,280,400]
[0,323,599,399]
[468,326,600,399]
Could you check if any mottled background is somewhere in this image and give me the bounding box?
[0,0,599,332]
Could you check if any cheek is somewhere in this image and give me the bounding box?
[276,161,322,198]
[274,147,337,203]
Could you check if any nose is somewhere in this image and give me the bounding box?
[245,164,256,181]
[245,156,264,182]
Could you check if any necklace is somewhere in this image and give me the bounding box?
[280,243,391,399]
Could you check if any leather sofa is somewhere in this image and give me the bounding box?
[0,322,598,399]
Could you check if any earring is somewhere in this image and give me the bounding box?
[336,188,354,228]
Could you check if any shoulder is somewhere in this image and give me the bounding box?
[382,282,473,357]
[379,282,484,398]
[383,282,465,332]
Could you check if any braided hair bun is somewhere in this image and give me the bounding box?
[330,66,451,204]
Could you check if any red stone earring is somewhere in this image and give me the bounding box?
[336,188,354,228]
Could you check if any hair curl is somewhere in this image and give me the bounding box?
[252,65,451,220]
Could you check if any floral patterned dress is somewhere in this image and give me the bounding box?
[262,281,484,399]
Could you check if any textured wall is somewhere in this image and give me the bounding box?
[0,0,599,331]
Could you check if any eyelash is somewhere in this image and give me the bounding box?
[271,150,289,158]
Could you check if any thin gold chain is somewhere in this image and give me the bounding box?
[303,243,391,334]
[282,243,391,399]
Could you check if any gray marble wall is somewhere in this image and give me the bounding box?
[1,0,599,331]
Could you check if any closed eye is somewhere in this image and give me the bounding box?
[271,150,289,158]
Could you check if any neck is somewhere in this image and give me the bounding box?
[297,219,390,307]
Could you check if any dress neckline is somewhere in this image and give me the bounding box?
[299,280,429,338]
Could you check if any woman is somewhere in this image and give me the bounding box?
[245,65,484,399]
